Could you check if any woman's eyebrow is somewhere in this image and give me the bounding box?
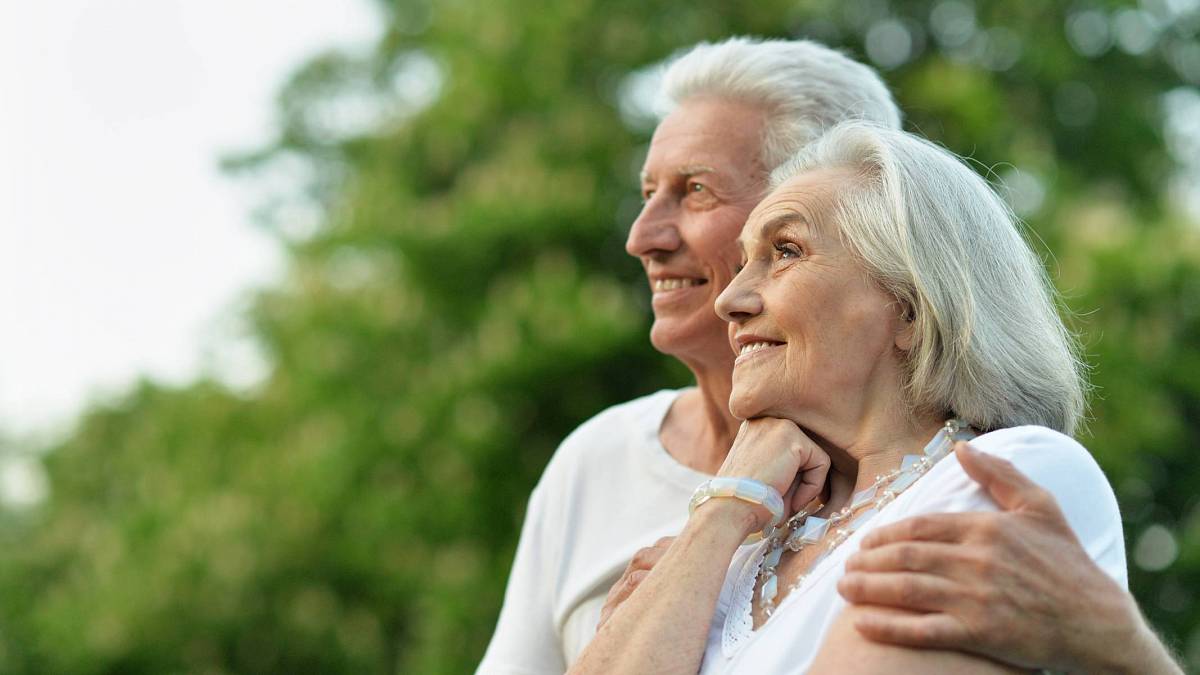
[738,212,808,253]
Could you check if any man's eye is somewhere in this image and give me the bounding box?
[687,181,706,193]
[642,188,656,201]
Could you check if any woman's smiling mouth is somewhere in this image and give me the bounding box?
[733,337,786,364]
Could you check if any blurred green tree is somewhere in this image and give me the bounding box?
[1,0,1198,673]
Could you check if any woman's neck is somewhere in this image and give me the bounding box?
[808,408,945,514]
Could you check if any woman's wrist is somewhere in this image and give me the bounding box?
[687,496,764,538]
[689,477,785,540]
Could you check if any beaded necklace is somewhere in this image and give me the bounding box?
[755,419,976,617]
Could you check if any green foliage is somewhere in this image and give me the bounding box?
[2,0,1198,672]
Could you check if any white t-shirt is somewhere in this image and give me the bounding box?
[477,388,708,674]
[698,425,1128,674]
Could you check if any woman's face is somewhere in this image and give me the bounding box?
[627,97,768,368]
[715,168,910,423]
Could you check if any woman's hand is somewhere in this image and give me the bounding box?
[595,419,830,633]
[717,417,831,523]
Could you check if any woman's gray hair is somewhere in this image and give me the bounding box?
[771,121,1087,435]
[660,37,902,170]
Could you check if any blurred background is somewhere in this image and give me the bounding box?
[1,0,1198,672]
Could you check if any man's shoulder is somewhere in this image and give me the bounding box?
[551,388,682,461]
[528,388,684,500]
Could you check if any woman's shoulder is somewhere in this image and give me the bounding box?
[971,423,1082,453]
[969,425,1109,492]
[901,424,1119,533]
[904,424,1126,585]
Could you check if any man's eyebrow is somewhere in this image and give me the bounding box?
[640,164,718,184]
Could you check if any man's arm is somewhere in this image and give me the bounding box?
[572,501,759,675]
[837,444,1184,675]
[576,417,831,675]
[476,483,567,675]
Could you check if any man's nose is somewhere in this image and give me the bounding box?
[626,198,682,259]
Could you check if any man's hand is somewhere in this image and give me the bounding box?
[836,442,1183,675]
[597,536,674,629]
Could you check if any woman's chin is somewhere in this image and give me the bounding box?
[727,392,766,421]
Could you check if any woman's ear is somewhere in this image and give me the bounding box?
[894,301,915,352]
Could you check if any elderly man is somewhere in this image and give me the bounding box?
[477,37,1181,675]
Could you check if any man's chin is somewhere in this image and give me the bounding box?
[649,317,734,365]
[648,317,699,356]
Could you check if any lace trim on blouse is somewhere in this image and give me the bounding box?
[721,541,769,658]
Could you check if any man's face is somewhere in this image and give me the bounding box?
[626,97,769,369]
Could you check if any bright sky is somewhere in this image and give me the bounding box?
[0,0,382,438]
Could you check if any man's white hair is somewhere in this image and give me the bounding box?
[771,121,1086,435]
[660,36,902,170]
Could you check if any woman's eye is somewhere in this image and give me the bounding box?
[774,242,803,259]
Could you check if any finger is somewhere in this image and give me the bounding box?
[603,569,633,605]
[844,541,964,575]
[851,606,968,650]
[629,542,669,572]
[599,577,628,626]
[859,511,986,549]
[598,600,614,628]
[599,569,649,625]
[954,442,1058,514]
[793,444,831,510]
[782,471,819,516]
[612,569,649,607]
[837,572,961,613]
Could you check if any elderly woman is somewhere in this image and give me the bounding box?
[570,121,1126,674]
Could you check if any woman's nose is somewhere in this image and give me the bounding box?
[625,198,681,259]
[715,267,762,323]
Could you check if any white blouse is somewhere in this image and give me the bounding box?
[698,425,1127,674]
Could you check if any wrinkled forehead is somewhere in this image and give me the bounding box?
[640,98,769,182]
[738,169,851,250]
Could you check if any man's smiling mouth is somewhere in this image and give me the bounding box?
[653,277,707,292]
